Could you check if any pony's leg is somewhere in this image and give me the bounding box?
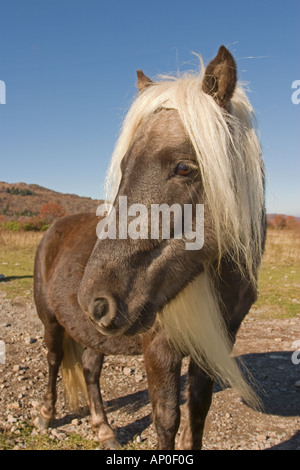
[178,360,214,450]
[36,321,64,430]
[81,347,120,450]
[142,331,182,450]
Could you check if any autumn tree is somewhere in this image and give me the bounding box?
[285,216,296,230]
[39,202,65,224]
[272,214,287,230]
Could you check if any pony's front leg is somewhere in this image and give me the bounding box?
[178,360,214,449]
[142,330,182,450]
[81,347,120,449]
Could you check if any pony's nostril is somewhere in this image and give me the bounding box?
[93,297,109,322]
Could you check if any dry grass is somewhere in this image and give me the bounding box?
[1,227,299,264]
[0,230,43,299]
[263,228,300,266]
[0,229,43,249]
[255,228,300,319]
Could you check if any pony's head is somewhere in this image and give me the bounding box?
[78,46,265,405]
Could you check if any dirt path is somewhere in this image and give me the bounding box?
[0,291,299,450]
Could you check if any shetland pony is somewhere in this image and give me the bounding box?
[34,46,265,449]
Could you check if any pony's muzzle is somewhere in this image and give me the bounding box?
[78,279,127,335]
[83,295,130,336]
[90,297,118,332]
[93,298,110,323]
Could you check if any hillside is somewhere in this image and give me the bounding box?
[0,181,101,219]
[1,181,298,228]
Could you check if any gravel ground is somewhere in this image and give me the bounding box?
[0,290,299,450]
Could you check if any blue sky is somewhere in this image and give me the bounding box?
[0,0,299,215]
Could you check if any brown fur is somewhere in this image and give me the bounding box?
[34,213,141,448]
[34,46,265,450]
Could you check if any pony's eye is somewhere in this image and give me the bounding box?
[174,162,192,176]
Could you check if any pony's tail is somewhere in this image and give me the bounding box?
[159,270,262,410]
[60,333,88,412]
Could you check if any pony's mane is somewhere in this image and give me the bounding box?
[105,60,265,284]
[105,58,265,407]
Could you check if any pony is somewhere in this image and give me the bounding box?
[34,46,266,450]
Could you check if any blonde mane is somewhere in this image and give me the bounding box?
[105,59,265,408]
[106,63,264,283]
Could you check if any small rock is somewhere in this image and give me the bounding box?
[25,336,37,345]
[50,429,65,441]
[135,374,143,383]
[7,415,17,424]
[123,367,132,377]
[8,401,20,410]
[294,380,300,389]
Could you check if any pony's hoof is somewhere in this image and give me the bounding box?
[97,423,120,449]
[101,438,121,450]
[33,414,51,431]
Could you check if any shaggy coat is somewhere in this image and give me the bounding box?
[34,46,265,450]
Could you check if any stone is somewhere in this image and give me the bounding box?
[25,336,37,345]
[0,340,5,365]
[50,429,65,441]
[123,367,132,377]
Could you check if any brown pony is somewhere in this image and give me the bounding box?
[34,46,265,450]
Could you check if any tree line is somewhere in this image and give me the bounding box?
[0,202,65,231]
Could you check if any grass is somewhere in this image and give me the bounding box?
[0,230,43,299]
[256,264,300,318]
[0,228,299,318]
[0,422,99,450]
[262,228,300,266]
[254,229,300,319]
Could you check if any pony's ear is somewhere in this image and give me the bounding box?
[136,70,153,92]
[202,46,237,109]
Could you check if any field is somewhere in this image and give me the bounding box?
[0,227,299,450]
[1,227,299,316]
[255,229,300,319]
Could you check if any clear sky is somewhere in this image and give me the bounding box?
[0,0,299,215]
